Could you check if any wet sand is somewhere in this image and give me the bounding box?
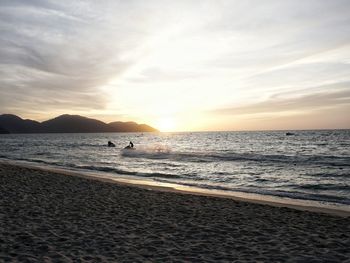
[1,163,349,262]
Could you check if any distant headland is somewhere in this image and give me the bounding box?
[0,114,158,134]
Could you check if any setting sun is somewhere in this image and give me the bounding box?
[156,117,176,132]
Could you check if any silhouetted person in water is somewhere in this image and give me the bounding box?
[108,141,115,147]
[125,141,134,149]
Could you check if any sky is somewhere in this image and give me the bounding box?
[0,0,349,131]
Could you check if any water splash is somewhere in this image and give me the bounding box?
[121,144,171,158]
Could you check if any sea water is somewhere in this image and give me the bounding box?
[0,130,349,206]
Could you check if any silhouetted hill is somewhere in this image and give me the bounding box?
[0,114,158,134]
[109,121,157,132]
[41,115,112,133]
[0,114,41,133]
[0,126,9,134]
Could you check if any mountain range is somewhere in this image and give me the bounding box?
[0,114,158,134]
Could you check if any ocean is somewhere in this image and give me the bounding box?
[0,130,349,207]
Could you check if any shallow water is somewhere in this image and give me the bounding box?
[0,130,349,205]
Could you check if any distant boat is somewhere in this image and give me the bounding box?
[286,132,295,136]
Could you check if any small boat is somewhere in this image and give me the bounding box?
[286,132,295,136]
[124,141,135,150]
[124,145,135,150]
[107,141,116,147]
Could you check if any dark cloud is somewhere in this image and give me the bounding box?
[0,1,138,115]
[0,0,62,10]
[212,82,350,116]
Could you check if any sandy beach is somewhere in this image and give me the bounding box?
[1,163,349,262]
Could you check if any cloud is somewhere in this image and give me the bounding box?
[0,1,211,116]
[0,0,349,130]
[205,1,350,73]
[0,1,149,115]
[211,82,350,116]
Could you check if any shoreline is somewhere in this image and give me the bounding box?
[1,161,349,261]
[1,159,349,217]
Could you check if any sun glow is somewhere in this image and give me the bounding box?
[156,117,176,132]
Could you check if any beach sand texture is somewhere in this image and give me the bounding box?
[1,163,349,262]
